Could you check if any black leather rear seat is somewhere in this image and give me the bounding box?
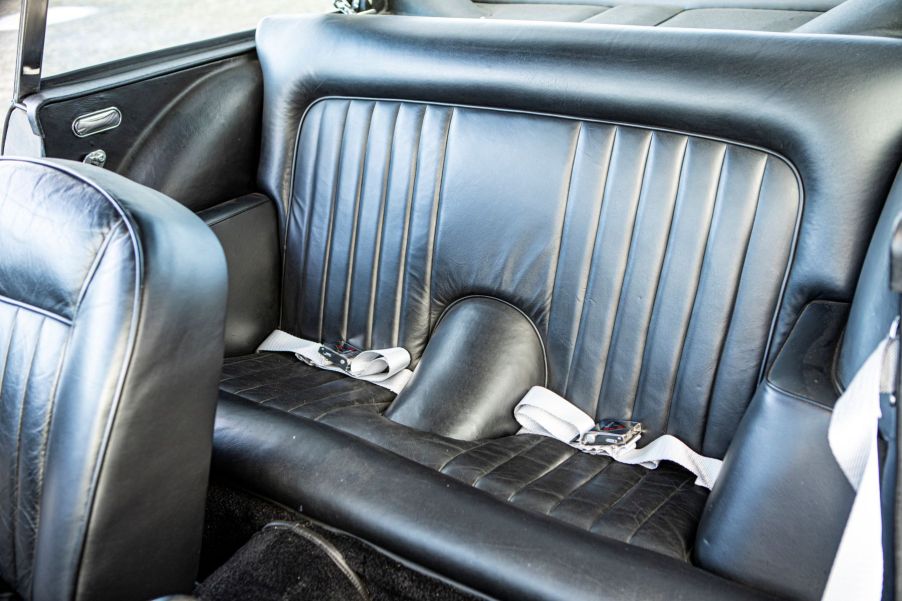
[213,14,902,601]
[221,357,706,560]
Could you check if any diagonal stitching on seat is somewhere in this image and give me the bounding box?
[544,456,615,516]
[506,446,579,502]
[585,467,652,533]
[275,379,378,411]
[625,470,698,546]
[311,400,391,421]
[284,386,386,414]
[224,363,310,390]
[436,436,497,473]
[469,437,546,488]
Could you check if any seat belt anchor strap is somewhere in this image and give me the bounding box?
[513,386,723,490]
[821,317,899,601]
[257,330,414,394]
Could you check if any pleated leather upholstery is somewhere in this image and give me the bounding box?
[0,305,69,595]
[282,98,801,457]
[219,355,706,560]
[220,353,395,419]
[0,158,227,601]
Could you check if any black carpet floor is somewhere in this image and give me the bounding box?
[197,482,483,601]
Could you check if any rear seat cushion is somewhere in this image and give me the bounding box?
[220,353,395,419]
[214,394,771,601]
[218,365,708,560]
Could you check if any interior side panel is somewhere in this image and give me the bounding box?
[34,53,263,212]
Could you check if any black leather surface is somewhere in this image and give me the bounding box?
[220,353,396,419]
[695,388,851,600]
[214,395,774,601]
[258,17,902,365]
[200,194,281,356]
[695,302,853,600]
[37,55,263,212]
[386,296,547,439]
[767,301,848,407]
[259,16,902,454]
[0,158,227,601]
[839,166,902,389]
[218,356,707,561]
[796,0,902,37]
[389,0,835,30]
[212,14,902,601]
[281,96,800,458]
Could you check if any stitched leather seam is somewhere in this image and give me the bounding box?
[289,104,326,334]
[220,360,299,386]
[0,296,71,326]
[586,467,651,533]
[366,104,401,349]
[698,153,770,451]
[545,457,615,517]
[283,385,387,414]
[425,107,455,337]
[341,101,376,340]
[662,143,728,436]
[562,126,618,399]
[229,366,342,395]
[221,353,267,367]
[311,400,391,422]
[545,120,583,347]
[392,105,426,348]
[507,447,579,503]
[435,437,496,473]
[624,472,697,545]
[317,100,352,341]
[11,313,45,585]
[251,377,351,405]
[1,306,22,584]
[626,135,690,418]
[26,320,72,599]
[594,130,656,417]
[472,437,547,489]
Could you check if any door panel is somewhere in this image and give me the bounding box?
[28,51,263,211]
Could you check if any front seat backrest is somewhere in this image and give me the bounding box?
[0,158,228,601]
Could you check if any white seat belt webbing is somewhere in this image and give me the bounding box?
[514,386,722,489]
[821,320,897,601]
[257,330,413,394]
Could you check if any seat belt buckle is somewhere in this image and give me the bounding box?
[578,419,643,446]
[318,341,361,371]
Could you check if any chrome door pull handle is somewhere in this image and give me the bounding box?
[72,107,122,137]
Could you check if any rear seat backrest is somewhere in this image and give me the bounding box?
[284,99,800,456]
[258,15,902,457]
